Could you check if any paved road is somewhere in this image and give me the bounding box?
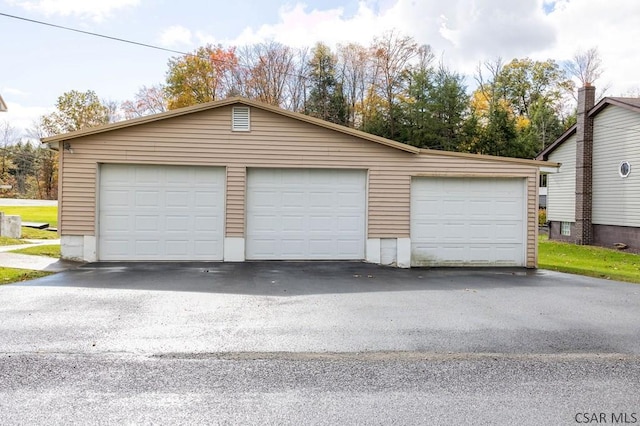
[1,262,639,424]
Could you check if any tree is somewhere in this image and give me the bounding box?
[237,42,296,107]
[165,45,238,109]
[367,31,422,139]
[122,85,169,119]
[565,47,603,86]
[304,42,348,125]
[470,57,573,158]
[336,42,371,127]
[496,58,573,118]
[28,120,59,199]
[40,90,110,135]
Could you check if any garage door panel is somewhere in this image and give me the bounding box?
[134,191,160,208]
[134,168,161,185]
[135,216,159,231]
[99,164,224,261]
[411,177,525,267]
[246,168,366,260]
[135,240,161,256]
[165,240,189,255]
[101,189,129,207]
[166,191,189,206]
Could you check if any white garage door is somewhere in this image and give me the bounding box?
[246,168,366,260]
[99,164,225,261]
[411,177,526,267]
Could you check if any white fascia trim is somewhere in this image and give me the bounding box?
[540,166,560,174]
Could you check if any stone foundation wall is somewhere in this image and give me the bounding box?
[593,224,640,251]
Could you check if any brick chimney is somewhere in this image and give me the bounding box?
[574,84,596,245]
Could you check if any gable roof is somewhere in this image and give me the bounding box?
[537,96,640,160]
[42,96,421,154]
[0,94,6,112]
[41,96,555,168]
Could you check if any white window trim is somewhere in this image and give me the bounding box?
[619,160,631,178]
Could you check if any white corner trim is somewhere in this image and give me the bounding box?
[224,237,245,261]
[61,235,85,262]
[366,238,381,264]
[397,238,411,268]
[83,236,97,262]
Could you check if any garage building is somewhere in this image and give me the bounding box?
[43,98,556,267]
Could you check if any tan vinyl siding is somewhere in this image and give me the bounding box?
[592,106,640,226]
[59,104,540,267]
[225,166,246,237]
[547,134,576,222]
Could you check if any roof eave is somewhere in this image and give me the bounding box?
[535,124,577,160]
[421,147,559,168]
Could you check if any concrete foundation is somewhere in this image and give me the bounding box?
[0,212,21,239]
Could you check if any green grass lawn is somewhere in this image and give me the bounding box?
[10,244,60,258]
[0,205,59,240]
[0,206,58,227]
[21,227,59,239]
[0,236,31,246]
[538,234,640,283]
[0,268,51,285]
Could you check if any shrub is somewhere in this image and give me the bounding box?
[538,208,547,226]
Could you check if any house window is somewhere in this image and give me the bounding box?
[619,161,631,178]
[561,221,571,236]
[539,174,547,187]
[232,106,250,131]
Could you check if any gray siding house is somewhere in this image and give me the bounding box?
[537,85,640,249]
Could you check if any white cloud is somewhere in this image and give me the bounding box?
[159,25,193,47]
[209,0,639,95]
[2,87,29,97]
[1,102,53,137]
[540,0,640,94]
[8,0,140,21]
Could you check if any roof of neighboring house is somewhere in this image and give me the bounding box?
[537,96,640,160]
[0,94,7,112]
[42,96,556,168]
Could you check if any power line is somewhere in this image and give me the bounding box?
[0,12,312,82]
[0,12,190,57]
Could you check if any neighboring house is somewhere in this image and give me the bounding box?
[537,85,640,250]
[43,97,556,268]
[0,94,7,112]
[539,174,548,209]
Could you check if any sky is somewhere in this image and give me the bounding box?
[1,0,639,136]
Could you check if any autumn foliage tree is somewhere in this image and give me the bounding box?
[165,44,238,109]
[114,31,594,161]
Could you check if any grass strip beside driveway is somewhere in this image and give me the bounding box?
[0,268,51,285]
[10,245,61,258]
[0,236,31,246]
[539,235,640,283]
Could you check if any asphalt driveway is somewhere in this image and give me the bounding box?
[2,262,640,425]
[2,261,639,355]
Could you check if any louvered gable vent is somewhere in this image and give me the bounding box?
[232,106,250,131]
